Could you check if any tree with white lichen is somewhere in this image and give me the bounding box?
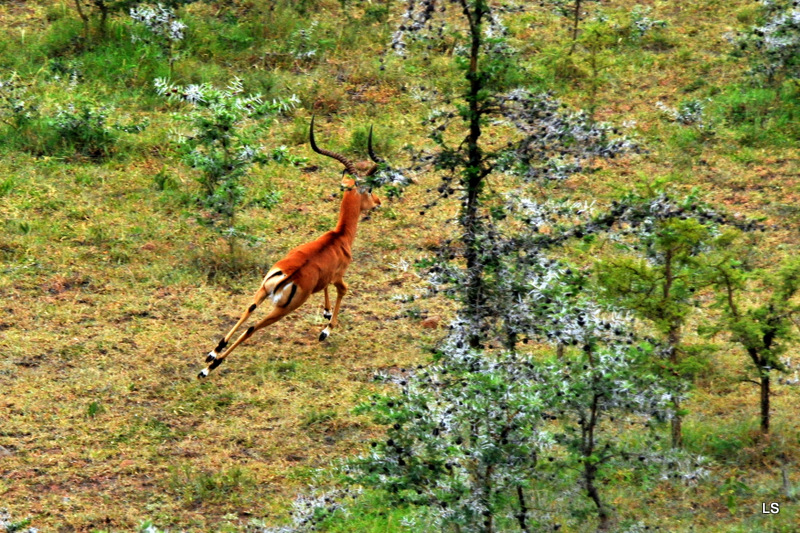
[249,2,764,530]
[390,0,637,348]
[344,2,708,531]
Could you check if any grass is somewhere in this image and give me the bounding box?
[0,0,799,531]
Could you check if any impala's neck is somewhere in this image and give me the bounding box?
[334,188,362,243]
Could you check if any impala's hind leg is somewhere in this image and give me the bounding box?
[199,285,309,378]
[319,280,347,341]
[322,286,332,320]
[207,285,269,363]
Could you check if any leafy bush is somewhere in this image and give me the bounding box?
[253,489,360,532]
[73,0,193,37]
[155,77,301,259]
[0,72,146,159]
[48,101,115,159]
[48,98,148,159]
[629,5,668,40]
[129,3,187,76]
[738,0,800,84]
[0,73,37,131]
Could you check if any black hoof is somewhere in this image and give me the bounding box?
[319,330,329,341]
[206,353,216,363]
[198,369,209,379]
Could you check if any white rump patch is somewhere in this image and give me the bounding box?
[272,282,293,305]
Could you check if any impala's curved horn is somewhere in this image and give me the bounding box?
[310,115,359,177]
[367,125,386,165]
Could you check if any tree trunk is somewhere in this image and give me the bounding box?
[74,0,89,37]
[96,1,109,37]
[671,397,683,448]
[667,322,683,448]
[483,464,493,533]
[585,462,611,531]
[568,0,583,55]
[516,486,530,533]
[760,372,770,434]
[778,453,793,498]
[462,1,487,348]
[583,393,611,530]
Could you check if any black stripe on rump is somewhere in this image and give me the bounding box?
[281,284,298,308]
[266,270,283,280]
[273,276,292,294]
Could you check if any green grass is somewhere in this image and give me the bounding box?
[168,465,257,507]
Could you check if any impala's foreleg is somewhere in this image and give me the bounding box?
[322,286,332,320]
[319,280,347,341]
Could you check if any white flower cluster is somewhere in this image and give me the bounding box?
[155,77,298,116]
[253,489,360,532]
[778,356,800,385]
[741,0,800,80]
[0,72,36,121]
[497,89,640,181]
[652,452,711,484]
[512,196,596,228]
[371,166,413,190]
[656,98,709,128]
[129,3,186,43]
[391,0,444,58]
[630,5,668,38]
[0,508,38,533]
[287,20,319,61]
[484,11,508,39]
[237,145,257,161]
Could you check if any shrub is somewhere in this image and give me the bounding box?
[0,73,38,131]
[737,0,800,84]
[129,3,187,76]
[0,508,37,533]
[155,77,301,262]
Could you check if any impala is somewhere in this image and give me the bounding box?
[198,117,383,378]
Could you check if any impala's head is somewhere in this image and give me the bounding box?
[340,177,381,212]
[310,116,383,213]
